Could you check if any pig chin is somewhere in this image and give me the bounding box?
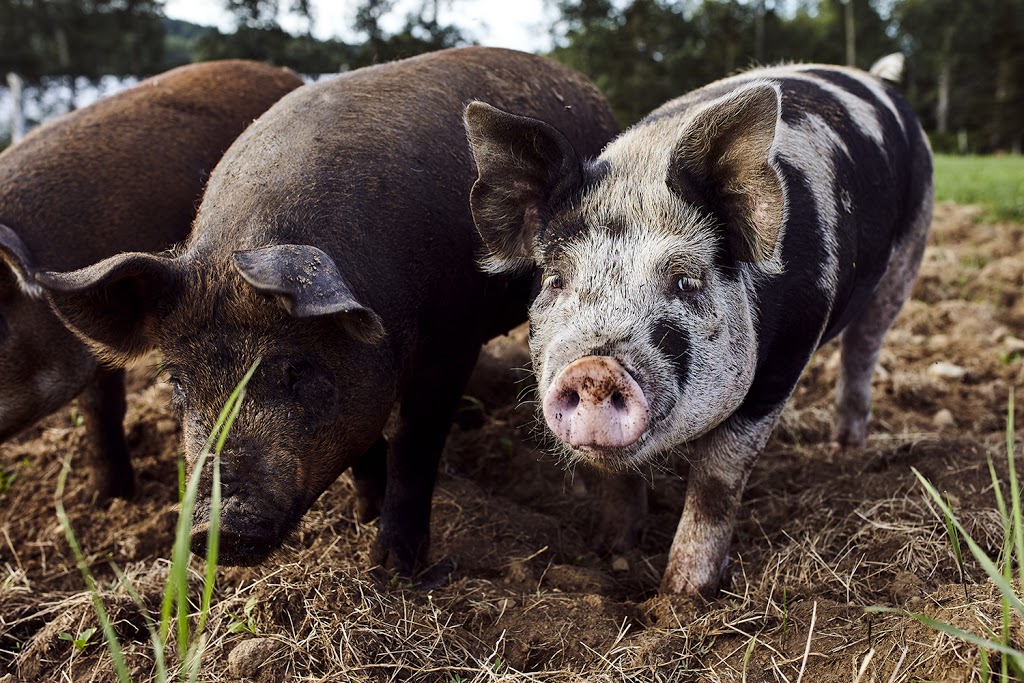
[190,493,303,566]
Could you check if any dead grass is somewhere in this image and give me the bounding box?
[1,202,1023,681]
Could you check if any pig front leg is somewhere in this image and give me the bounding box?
[79,366,133,501]
[596,471,648,555]
[661,411,779,597]
[373,347,479,578]
[351,435,388,522]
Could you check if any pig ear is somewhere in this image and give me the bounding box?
[233,245,385,344]
[464,101,585,274]
[35,252,180,364]
[0,223,42,299]
[668,82,786,264]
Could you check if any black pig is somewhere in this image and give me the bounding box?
[39,47,619,574]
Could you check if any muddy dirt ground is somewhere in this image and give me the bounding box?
[1,203,1023,682]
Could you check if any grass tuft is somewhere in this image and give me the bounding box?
[869,391,1024,674]
[54,358,260,682]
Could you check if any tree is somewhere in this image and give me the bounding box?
[0,0,166,83]
[223,0,312,31]
[896,0,1024,152]
[350,0,468,67]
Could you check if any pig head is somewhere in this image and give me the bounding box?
[39,245,392,564]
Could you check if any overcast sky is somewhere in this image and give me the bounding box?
[163,0,557,53]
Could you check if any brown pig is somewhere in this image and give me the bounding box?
[37,47,619,576]
[0,60,302,500]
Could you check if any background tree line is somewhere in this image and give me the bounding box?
[1,0,1021,152]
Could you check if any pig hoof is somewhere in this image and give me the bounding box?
[85,472,135,504]
[594,523,643,556]
[371,534,428,579]
[354,494,382,523]
[414,559,458,590]
[830,426,867,451]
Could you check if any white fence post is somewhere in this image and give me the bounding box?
[6,72,26,143]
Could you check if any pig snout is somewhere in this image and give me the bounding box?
[543,356,649,449]
[188,451,290,566]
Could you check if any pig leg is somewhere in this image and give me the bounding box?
[79,366,133,500]
[661,411,778,597]
[373,349,479,577]
[596,471,648,554]
[833,187,932,448]
[351,435,388,522]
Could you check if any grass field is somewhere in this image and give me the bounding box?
[934,154,1024,222]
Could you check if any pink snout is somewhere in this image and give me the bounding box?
[543,356,650,449]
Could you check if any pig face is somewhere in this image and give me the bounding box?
[464,84,785,471]
[38,244,392,565]
[0,225,96,441]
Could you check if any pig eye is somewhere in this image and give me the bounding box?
[166,373,185,408]
[543,272,564,290]
[676,275,703,294]
[285,360,313,393]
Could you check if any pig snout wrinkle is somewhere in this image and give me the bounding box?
[543,356,649,448]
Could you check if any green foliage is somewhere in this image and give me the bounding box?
[896,0,1024,152]
[933,154,1024,222]
[549,0,898,127]
[192,25,355,72]
[0,0,166,82]
[227,596,259,635]
[59,627,97,651]
[0,467,17,495]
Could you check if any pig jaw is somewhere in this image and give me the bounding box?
[0,299,97,441]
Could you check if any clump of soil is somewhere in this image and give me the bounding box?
[1,202,1021,681]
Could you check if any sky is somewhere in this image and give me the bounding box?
[163,0,557,53]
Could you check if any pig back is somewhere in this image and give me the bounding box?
[189,47,618,346]
[0,60,303,272]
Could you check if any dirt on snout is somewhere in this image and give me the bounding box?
[1,202,1022,682]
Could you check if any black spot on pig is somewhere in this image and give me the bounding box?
[651,319,692,392]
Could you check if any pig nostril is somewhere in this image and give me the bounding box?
[611,391,627,412]
[562,390,580,410]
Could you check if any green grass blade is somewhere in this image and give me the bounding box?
[159,358,261,668]
[987,455,1011,568]
[912,468,1024,618]
[198,360,258,635]
[195,449,220,638]
[110,561,167,682]
[866,607,1024,662]
[943,494,965,579]
[1007,391,1022,592]
[54,456,131,683]
[177,451,186,503]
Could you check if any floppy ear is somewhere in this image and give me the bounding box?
[233,244,385,344]
[464,101,585,274]
[35,252,180,364]
[667,82,786,264]
[0,223,41,299]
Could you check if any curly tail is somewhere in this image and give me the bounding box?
[869,53,905,83]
